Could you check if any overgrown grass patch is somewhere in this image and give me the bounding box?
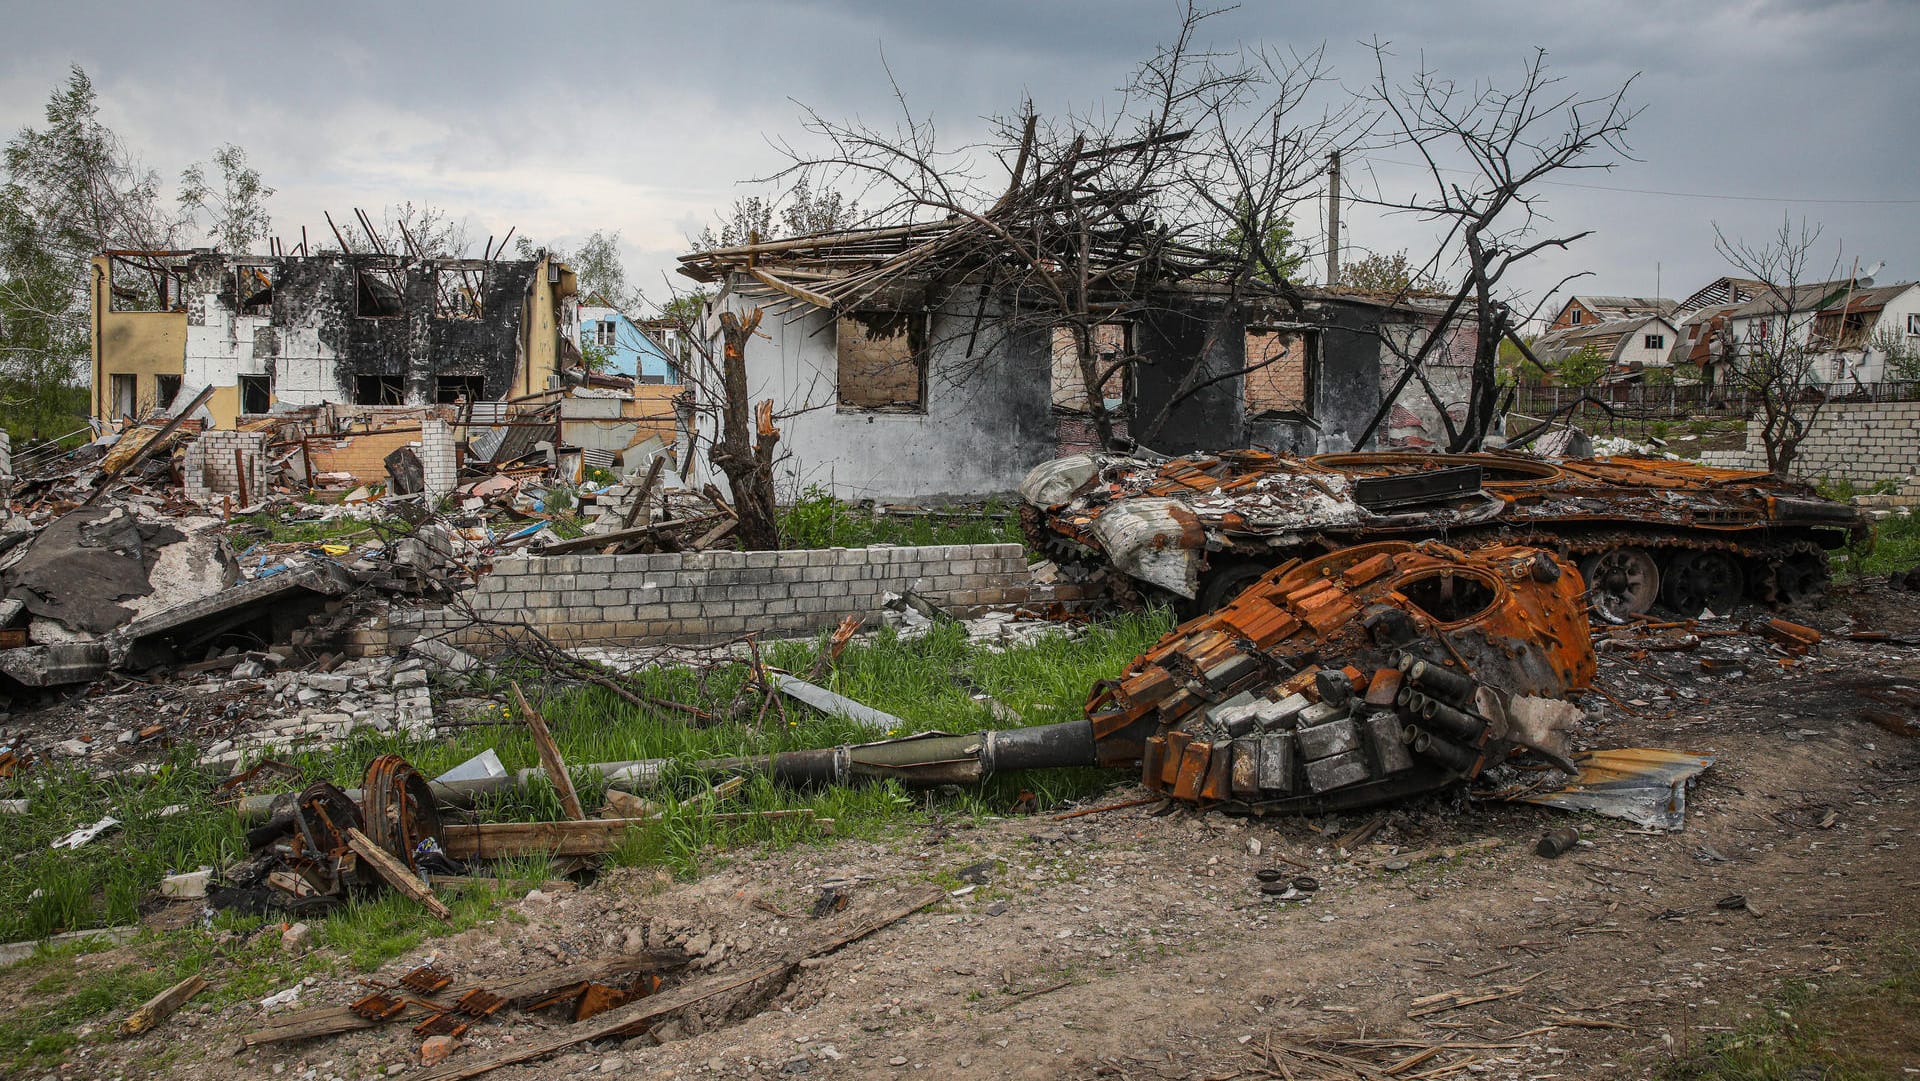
[1833,513,1920,580]
[1662,939,1920,1080]
[777,485,1028,551]
[1,609,1170,955]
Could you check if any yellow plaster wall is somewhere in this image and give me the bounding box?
[92,255,188,423]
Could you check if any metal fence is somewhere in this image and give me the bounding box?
[1510,379,1920,422]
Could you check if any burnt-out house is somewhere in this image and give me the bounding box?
[675,226,1476,502]
[91,249,578,428]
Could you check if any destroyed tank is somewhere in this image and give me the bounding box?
[1019,449,1867,619]
[363,541,1619,819]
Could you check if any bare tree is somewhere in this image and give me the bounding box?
[1355,44,1639,451]
[1711,217,1851,476]
[746,2,1359,451]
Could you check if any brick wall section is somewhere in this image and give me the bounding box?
[1699,401,1920,485]
[389,543,1032,649]
[184,430,268,502]
[304,429,421,484]
[420,419,456,499]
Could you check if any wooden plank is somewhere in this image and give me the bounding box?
[343,827,452,920]
[413,887,943,1081]
[511,682,583,820]
[118,974,207,1037]
[439,810,816,860]
[239,952,690,1048]
[83,383,216,508]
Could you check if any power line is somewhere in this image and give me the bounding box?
[1360,157,1920,206]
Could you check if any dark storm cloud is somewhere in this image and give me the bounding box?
[1,0,1913,311]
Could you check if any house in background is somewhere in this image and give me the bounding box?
[1546,294,1677,332]
[577,299,680,384]
[1804,281,1920,386]
[675,227,1480,501]
[1533,313,1680,382]
[90,249,578,428]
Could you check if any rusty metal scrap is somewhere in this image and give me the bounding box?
[1020,448,1865,618]
[1084,540,1598,813]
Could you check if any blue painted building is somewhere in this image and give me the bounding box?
[578,301,680,384]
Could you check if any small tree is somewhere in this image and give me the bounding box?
[1340,249,1444,294]
[1712,216,1851,476]
[1869,324,1920,382]
[178,144,274,253]
[1553,345,1608,389]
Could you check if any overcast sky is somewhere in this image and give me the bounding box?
[3,0,1914,319]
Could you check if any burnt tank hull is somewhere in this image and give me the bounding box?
[1019,449,1866,618]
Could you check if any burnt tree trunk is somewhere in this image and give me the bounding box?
[710,308,782,550]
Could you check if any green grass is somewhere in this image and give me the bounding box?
[778,485,1027,551]
[229,509,387,546]
[0,611,1171,1070]
[0,609,1169,946]
[1833,513,1920,580]
[1662,940,1919,1080]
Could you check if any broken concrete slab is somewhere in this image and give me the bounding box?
[3,506,184,634]
[112,562,357,671]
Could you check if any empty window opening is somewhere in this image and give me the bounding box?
[593,321,618,348]
[107,254,189,313]
[357,268,405,318]
[354,374,405,405]
[1567,307,1583,325]
[434,267,485,319]
[1908,313,1920,336]
[238,374,272,415]
[1397,572,1498,624]
[837,311,928,412]
[1050,324,1131,413]
[235,265,274,316]
[1643,333,1664,350]
[155,374,183,410]
[1244,327,1318,418]
[109,373,138,419]
[435,375,486,404]
[638,373,665,385]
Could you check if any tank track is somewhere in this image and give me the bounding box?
[1487,528,1831,605]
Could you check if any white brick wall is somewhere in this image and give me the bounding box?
[184,430,269,503]
[420,419,456,500]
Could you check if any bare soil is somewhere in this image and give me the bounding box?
[49,581,1920,1081]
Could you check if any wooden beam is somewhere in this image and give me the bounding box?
[413,887,943,1081]
[343,827,452,920]
[238,951,691,1048]
[748,267,837,310]
[511,682,584,821]
[118,974,207,1038]
[439,810,817,860]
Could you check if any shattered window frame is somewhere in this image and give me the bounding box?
[835,310,930,414]
[238,373,272,415]
[1050,323,1133,414]
[155,374,183,410]
[355,260,407,319]
[234,263,275,317]
[433,264,486,320]
[106,253,190,313]
[1242,325,1319,421]
[353,373,406,406]
[434,375,487,404]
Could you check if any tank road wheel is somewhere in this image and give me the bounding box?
[1579,547,1661,621]
[1772,551,1831,605]
[1660,551,1744,618]
[1191,561,1273,617]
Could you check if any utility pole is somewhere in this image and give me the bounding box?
[1325,150,1341,286]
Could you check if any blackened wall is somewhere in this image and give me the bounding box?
[183,253,538,411]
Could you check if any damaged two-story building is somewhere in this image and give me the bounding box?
[675,226,1476,502]
[90,248,579,429]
